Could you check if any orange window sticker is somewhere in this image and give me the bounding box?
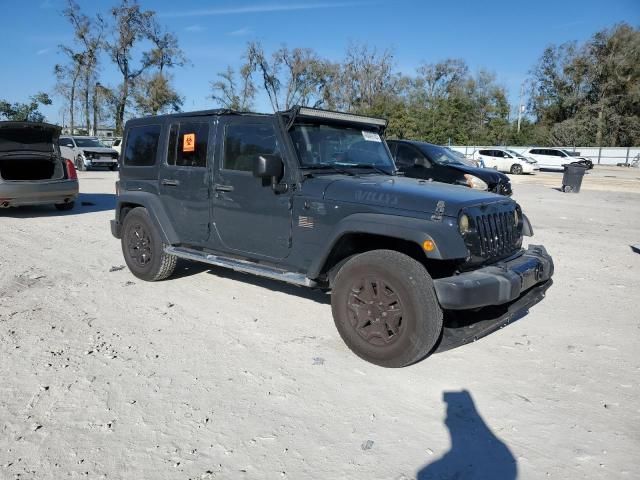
[183,133,195,152]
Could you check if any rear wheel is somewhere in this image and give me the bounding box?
[121,207,177,281]
[510,164,523,175]
[331,249,443,367]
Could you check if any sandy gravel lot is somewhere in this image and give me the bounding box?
[1,167,639,479]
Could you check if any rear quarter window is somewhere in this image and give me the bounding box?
[124,125,161,167]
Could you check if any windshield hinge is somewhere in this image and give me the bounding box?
[431,201,446,222]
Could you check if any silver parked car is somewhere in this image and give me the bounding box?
[0,121,79,211]
[58,135,119,171]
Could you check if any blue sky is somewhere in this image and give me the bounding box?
[1,0,637,125]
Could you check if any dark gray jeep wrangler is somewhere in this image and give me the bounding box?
[111,107,553,367]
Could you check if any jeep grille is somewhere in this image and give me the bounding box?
[462,204,523,265]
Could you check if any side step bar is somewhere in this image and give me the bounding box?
[165,246,317,287]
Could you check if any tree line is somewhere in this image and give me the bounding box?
[0,0,637,147]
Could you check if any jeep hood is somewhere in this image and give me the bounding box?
[0,121,60,154]
[316,175,512,217]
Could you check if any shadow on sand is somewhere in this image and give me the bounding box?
[417,390,517,480]
[0,193,115,218]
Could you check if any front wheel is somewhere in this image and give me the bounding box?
[331,249,443,367]
[121,207,177,281]
[510,164,524,175]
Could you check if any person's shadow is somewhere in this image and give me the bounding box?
[418,390,517,480]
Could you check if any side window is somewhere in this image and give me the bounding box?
[167,121,209,167]
[387,142,398,157]
[493,150,505,158]
[395,144,421,168]
[478,149,491,156]
[59,138,74,148]
[224,121,279,172]
[124,125,161,167]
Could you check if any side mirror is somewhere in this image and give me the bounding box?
[253,154,283,179]
[253,154,286,193]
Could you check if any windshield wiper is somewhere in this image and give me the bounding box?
[344,164,394,175]
[301,164,356,176]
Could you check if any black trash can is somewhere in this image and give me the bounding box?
[561,163,587,193]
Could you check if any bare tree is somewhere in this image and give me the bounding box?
[416,59,469,106]
[245,42,330,111]
[339,43,396,111]
[54,49,84,133]
[144,21,188,73]
[62,0,105,134]
[210,65,255,110]
[107,0,155,133]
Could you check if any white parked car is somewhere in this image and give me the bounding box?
[111,138,122,155]
[58,136,119,171]
[522,147,593,171]
[472,148,539,175]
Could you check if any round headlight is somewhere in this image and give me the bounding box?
[463,174,489,190]
[459,214,470,234]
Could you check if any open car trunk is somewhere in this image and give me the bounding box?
[0,122,64,181]
[0,156,64,181]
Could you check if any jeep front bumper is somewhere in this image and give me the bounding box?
[433,245,554,310]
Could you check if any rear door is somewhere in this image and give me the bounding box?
[478,149,498,169]
[58,137,76,161]
[496,150,512,171]
[210,116,292,260]
[158,118,213,246]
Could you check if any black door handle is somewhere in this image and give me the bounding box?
[161,179,180,186]
[214,184,234,192]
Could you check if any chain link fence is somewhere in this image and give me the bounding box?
[450,146,640,166]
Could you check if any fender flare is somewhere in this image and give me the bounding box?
[306,213,468,279]
[114,191,179,244]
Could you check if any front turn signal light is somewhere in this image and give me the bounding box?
[422,240,436,252]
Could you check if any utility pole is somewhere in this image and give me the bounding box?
[517,82,524,134]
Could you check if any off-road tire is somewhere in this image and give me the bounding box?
[331,249,443,367]
[121,207,177,281]
[510,164,523,175]
[54,201,75,211]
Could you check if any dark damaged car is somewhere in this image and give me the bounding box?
[388,140,513,196]
[111,107,553,367]
[0,121,78,210]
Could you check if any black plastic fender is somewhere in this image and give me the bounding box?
[112,191,179,244]
[306,212,468,279]
[522,213,534,237]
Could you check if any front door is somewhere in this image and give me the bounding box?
[210,116,292,260]
[158,119,212,246]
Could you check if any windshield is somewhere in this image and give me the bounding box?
[421,144,466,166]
[289,124,395,174]
[506,149,528,160]
[74,137,106,148]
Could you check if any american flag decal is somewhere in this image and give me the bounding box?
[298,216,314,229]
